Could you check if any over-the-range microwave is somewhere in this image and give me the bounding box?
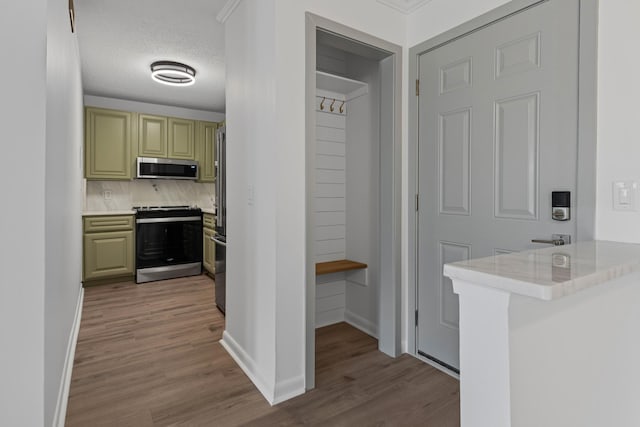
[136,157,199,180]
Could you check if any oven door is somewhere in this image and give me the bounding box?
[136,218,203,270]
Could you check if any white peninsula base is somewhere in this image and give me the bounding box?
[444,241,640,427]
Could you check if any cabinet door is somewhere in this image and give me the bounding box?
[139,114,167,157]
[83,230,134,281]
[197,121,217,182]
[85,108,133,179]
[168,118,195,160]
[203,227,216,274]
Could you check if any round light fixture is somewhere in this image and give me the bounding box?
[150,61,196,86]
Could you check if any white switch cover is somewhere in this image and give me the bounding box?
[613,181,638,211]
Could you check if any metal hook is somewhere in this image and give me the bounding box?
[320,97,325,110]
[339,101,345,114]
[330,99,336,112]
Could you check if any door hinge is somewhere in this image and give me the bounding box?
[415,309,419,326]
[415,194,419,211]
[415,79,420,96]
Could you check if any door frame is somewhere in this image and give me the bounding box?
[305,13,403,389]
[407,0,599,365]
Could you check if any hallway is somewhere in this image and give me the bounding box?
[66,276,459,426]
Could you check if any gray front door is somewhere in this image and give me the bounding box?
[417,0,580,370]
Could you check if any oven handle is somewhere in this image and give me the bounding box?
[136,216,202,224]
[211,236,227,247]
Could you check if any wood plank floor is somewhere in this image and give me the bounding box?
[66,275,459,426]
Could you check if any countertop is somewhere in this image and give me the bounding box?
[82,207,215,216]
[82,210,135,216]
[443,240,640,301]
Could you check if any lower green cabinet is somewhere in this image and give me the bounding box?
[83,215,134,283]
[203,214,215,274]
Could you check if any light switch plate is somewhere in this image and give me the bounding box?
[613,181,638,211]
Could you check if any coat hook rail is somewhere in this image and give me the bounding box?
[316,95,346,115]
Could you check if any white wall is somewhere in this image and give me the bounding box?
[0,0,47,424]
[223,0,279,403]
[595,1,640,242]
[0,1,84,424]
[226,0,640,405]
[223,0,405,403]
[344,56,381,337]
[45,2,85,425]
[406,0,511,46]
[315,98,347,328]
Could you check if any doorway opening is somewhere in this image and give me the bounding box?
[305,15,402,389]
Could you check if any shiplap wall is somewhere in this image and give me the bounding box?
[315,92,348,327]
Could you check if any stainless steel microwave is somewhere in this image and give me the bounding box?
[136,157,199,180]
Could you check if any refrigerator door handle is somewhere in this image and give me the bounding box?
[211,236,227,247]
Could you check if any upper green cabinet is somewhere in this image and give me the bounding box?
[169,118,195,160]
[85,106,218,180]
[138,115,195,160]
[138,114,167,158]
[196,121,217,182]
[85,107,134,180]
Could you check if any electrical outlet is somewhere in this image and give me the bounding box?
[103,190,112,200]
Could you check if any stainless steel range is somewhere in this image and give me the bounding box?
[134,206,203,283]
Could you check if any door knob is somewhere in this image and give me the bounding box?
[531,234,571,246]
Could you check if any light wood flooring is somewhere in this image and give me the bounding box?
[66,275,460,426]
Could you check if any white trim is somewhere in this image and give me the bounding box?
[273,375,305,405]
[410,352,460,380]
[220,330,275,405]
[344,310,378,339]
[53,287,84,427]
[376,0,431,14]
[216,0,242,24]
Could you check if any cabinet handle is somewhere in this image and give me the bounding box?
[531,239,565,246]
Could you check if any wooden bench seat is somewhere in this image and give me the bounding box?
[315,259,367,275]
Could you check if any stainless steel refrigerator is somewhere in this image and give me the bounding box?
[213,125,227,314]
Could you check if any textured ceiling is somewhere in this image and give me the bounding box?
[75,0,227,112]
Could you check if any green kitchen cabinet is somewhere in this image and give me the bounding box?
[203,213,215,274]
[138,114,168,158]
[85,107,134,180]
[138,115,196,160]
[83,215,135,283]
[197,121,217,182]
[168,118,196,160]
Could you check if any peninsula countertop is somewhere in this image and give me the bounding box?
[443,240,640,301]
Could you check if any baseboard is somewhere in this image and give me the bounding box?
[220,330,276,405]
[315,308,344,329]
[53,287,84,427]
[220,330,306,406]
[272,375,305,405]
[344,310,378,339]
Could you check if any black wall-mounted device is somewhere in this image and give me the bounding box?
[552,191,570,221]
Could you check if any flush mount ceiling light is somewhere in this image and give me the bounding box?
[150,61,196,86]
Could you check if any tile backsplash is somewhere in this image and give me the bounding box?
[85,180,215,211]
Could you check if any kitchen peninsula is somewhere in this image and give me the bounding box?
[445,241,640,427]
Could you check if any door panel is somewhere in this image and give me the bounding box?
[417,0,580,370]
